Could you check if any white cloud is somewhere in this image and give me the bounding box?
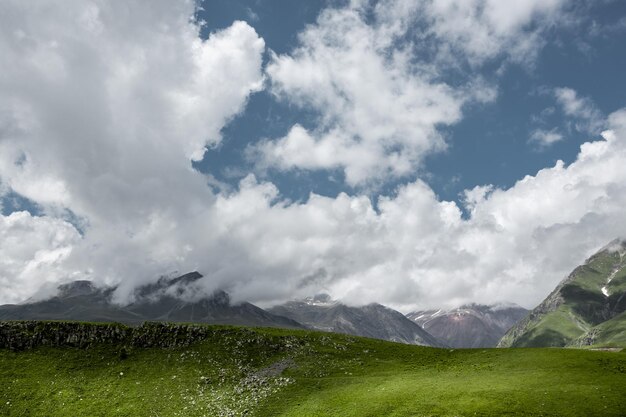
[0,0,265,211]
[221,110,626,311]
[420,0,567,64]
[245,7,260,23]
[554,87,606,134]
[253,0,571,186]
[589,15,626,38]
[0,0,265,303]
[0,211,80,303]
[529,128,564,149]
[253,1,497,186]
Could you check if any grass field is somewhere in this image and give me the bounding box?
[1,324,625,416]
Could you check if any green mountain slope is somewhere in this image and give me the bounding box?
[1,321,625,416]
[569,311,626,347]
[499,240,626,348]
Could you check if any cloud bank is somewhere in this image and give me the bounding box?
[1,0,625,313]
[0,0,265,301]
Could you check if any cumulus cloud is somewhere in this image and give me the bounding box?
[252,0,570,186]
[252,2,476,186]
[216,110,626,311]
[0,0,265,303]
[1,0,625,315]
[247,110,626,310]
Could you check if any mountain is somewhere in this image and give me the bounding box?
[0,280,142,324]
[0,272,302,330]
[125,272,301,328]
[407,303,528,348]
[498,239,626,348]
[267,294,444,346]
[0,277,445,347]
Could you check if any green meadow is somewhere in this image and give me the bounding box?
[1,323,625,417]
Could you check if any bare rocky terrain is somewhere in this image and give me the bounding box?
[407,303,528,348]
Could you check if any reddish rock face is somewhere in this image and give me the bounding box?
[407,304,528,348]
[269,295,445,347]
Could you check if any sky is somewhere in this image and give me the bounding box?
[1,0,626,311]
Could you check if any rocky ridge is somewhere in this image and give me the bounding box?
[269,294,444,347]
[407,303,528,348]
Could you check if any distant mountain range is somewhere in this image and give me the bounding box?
[0,274,445,346]
[0,272,301,330]
[268,294,444,347]
[407,303,528,348]
[499,239,626,348]
[7,239,623,350]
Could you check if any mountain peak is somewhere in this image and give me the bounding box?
[303,293,335,305]
[407,303,528,348]
[596,238,626,256]
[269,297,443,346]
[167,271,203,287]
[57,281,98,298]
[134,271,204,300]
[499,241,626,348]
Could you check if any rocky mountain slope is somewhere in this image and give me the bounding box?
[0,272,301,330]
[268,294,444,346]
[498,239,626,348]
[407,303,528,348]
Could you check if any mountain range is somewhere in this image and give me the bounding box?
[0,272,301,330]
[3,239,624,349]
[499,239,626,348]
[407,303,528,348]
[268,294,443,346]
[0,273,446,346]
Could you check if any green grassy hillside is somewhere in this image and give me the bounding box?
[569,311,626,348]
[499,243,626,348]
[1,321,625,416]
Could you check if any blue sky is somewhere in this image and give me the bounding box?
[1,0,626,310]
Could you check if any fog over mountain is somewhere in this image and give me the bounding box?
[0,275,447,347]
[1,1,626,313]
[0,272,302,330]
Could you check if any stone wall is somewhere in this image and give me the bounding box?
[0,320,220,350]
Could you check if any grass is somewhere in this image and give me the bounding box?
[503,250,626,348]
[511,306,589,347]
[594,311,626,344]
[1,323,625,416]
[573,311,626,348]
